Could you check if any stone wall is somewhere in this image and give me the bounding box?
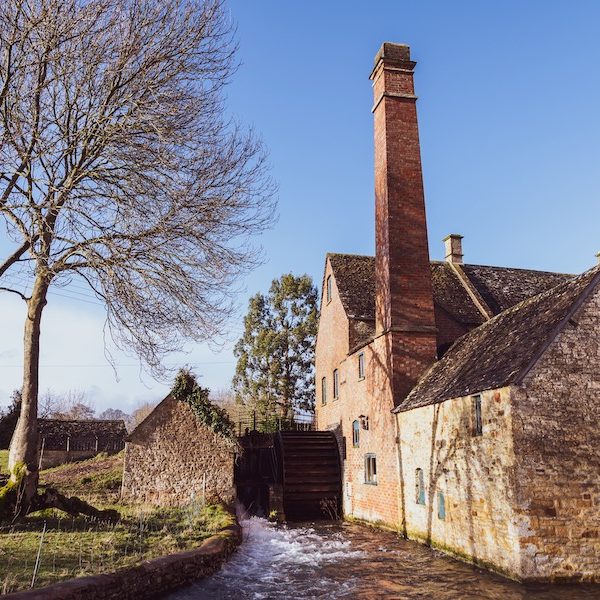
[397,387,521,577]
[6,524,241,600]
[514,286,600,581]
[122,395,235,506]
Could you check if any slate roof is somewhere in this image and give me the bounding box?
[460,264,571,315]
[327,254,375,320]
[393,266,600,413]
[327,253,572,331]
[38,419,127,450]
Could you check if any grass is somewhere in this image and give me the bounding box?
[0,453,234,594]
[0,451,8,475]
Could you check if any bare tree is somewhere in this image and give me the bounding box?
[39,389,95,420]
[129,401,157,430]
[0,0,275,515]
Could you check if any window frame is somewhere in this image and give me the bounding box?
[333,369,339,400]
[437,491,446,520]
[321,376,327,405]
[326,275,332,304]
[364,453,377,485]
[358,352,365,380]
[416,468,426,505]
[472,394,483,436]
[352,420,360,448]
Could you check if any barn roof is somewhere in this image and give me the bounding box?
[393,266,600,413]
[38,419,127,441]
[327,253,572,332]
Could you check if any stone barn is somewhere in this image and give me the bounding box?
[38,419,126,469]
[122,394,235,507]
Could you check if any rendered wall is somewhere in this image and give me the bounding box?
[397,387,522,577]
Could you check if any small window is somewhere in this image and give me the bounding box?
[416,468,426,505]
[438,491,446,520]
[365,454,377,485]
[472,394,483,436]
[333,369,339,400]
[341,436,347,460]
[358,352,365,380]
[321,377,327,405]
[326,275,332,303]
[352,420,360,447]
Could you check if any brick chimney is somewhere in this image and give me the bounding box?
[370,42,437,404]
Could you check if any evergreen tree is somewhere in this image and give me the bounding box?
[233,274,319,418]
[0,391,21,449]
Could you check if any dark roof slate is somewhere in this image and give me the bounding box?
[327,253,572,331]
[430,262,485,325]
[38,419,127,450]
[394,266,600,412]
[327,253,375,320]
[460,264,572,315]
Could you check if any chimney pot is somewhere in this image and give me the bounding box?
[596,251,600,265]
[443,234,464,264]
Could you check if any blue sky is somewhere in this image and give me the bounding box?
[1,1,600,411]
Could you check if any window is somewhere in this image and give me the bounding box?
[352,420,360,447]
[342,437,347,460]
[416,468,426,505]
[321,377,327,405]
[438,491,446,520]
[358,352,365,380]
[333,369,339,400]
[472,394,483,436]
[326,275,332,303]
[365,454,377,484]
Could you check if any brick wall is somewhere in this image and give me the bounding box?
[514,286,600,581]
[316,260,400,528]
[122,396,235,506]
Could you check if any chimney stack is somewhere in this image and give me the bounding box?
[370,43,437,404]
[444,234,464,264]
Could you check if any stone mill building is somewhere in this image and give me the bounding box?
[315,42,600,582]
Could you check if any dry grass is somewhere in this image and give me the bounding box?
[0,453,233,594]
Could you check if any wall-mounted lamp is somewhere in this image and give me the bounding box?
[358,414,369,430]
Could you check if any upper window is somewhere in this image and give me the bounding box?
[364,454,377,485]
[358,352,365,380]
[416,468,426,505]
[321,377,327,405]
[326,275,332,303]
[472,394,483,436]
[333,369,339,400]
[352,420,360,447]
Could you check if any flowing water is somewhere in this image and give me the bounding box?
[167,517,600,599]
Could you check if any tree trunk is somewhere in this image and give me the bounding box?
[8,274,49,512]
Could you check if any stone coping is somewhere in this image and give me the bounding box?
[6,523,242,599]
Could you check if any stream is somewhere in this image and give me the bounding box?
[166,517,600,599]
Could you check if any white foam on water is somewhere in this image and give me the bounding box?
[168,517,365,599]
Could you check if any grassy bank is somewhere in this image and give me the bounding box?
[0,453,234,594]
[0,451,8,475]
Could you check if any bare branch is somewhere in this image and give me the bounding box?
[0,285,29,301]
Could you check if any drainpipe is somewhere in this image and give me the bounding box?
[394,412,407,537]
